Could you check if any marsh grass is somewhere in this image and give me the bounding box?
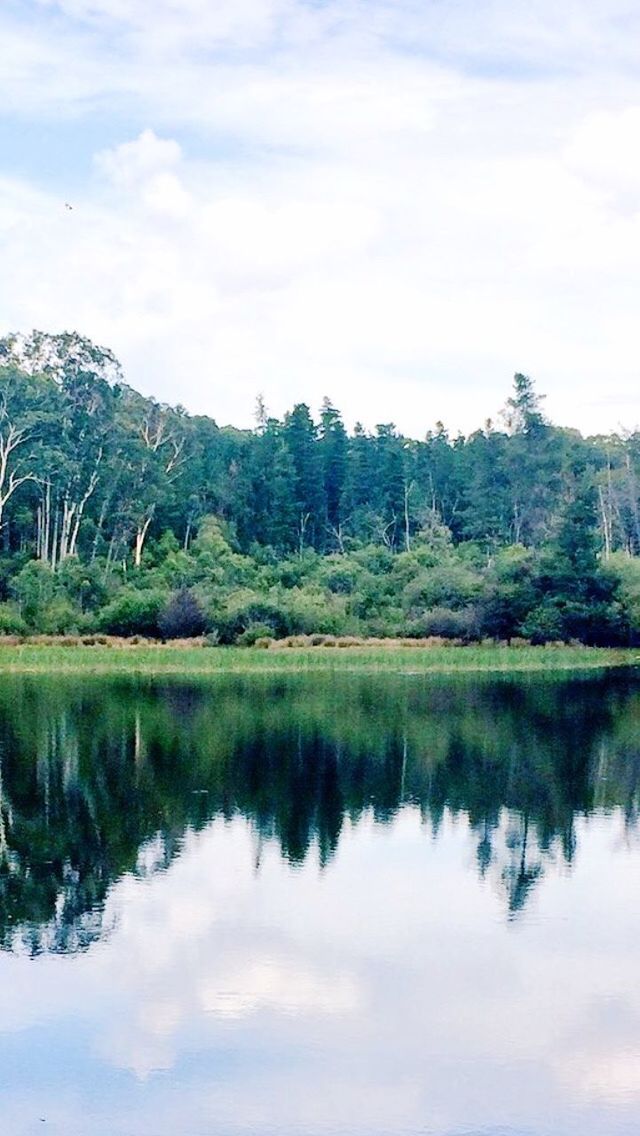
[0,639,637,675]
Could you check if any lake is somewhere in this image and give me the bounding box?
[1,670,640,1136]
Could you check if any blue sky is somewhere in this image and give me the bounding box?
[1,0,640,434]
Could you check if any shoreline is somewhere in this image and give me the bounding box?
[0,642,638,675]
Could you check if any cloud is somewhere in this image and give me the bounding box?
[95,129,182,187]
[565,106,640,202]
[1,2,640,433]
[1,809,640,1135]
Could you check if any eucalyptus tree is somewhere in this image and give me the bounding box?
[0,366,48,539]
[113,385,188,567]
[0,333,121,568]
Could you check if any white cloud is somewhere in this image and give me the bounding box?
[565,106,640,201]
[1,809,640,1134]
[1,2,640,432]
[95,129,182,188]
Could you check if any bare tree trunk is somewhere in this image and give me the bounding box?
[403,480,414,552]
[105,532,118,573]
[298,511,310,557]
[42,481,51,563]
[0,419,36,533]
[626,453,640,553]
[91,498,109,563]
[134,513,153,567]
[58,498,75,563]
[51,507,59,573]
[326,520,349,554]
[598,484,612,560]
[512,501,523,544]
[68,464,100,558]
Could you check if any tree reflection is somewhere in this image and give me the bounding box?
[0,670,639,952]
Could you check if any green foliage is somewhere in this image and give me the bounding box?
[236,622,277,646]
[407,606,479,640]
[98,588,167,637]
[479,546,538,641]
[10,561,57,626]
[521,599,566,645]
[401,560,482,613]
[1,330,640,645]
[210,590,293,644]
[608,553,640,642]
[0,602,27,635]
[40,597,82,635]
[56,559,109,612]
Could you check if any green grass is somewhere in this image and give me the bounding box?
[0,642,637,675]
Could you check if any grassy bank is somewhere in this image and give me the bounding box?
[0,641,637,675]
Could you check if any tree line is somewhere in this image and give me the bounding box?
[0,329,639,644]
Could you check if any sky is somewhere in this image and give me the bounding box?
[1,1,640,436]
[2,811,639,1134]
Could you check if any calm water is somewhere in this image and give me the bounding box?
[1,671,640,1136]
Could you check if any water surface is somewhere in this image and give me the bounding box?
[1,671,640,1136]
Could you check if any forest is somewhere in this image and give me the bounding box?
[0,329,639,646]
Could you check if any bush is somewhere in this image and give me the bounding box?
[521,600,566,645]
[158,589,207,640]
[212,593,292,643]
[57,560,109,612]
[237,622,277,646]
[40,598,81,635]
[0,602,27,636]
[99,589,167,637]
[10,561,56,627]
[408,606,480,641]
[402,561,482,612]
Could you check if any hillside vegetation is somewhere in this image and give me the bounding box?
[1,330,639,646]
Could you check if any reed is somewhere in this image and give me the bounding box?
[0,641,636,675]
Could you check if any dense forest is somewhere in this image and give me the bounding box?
[0,329,639,645]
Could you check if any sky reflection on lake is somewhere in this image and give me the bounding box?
[1,673,640,1136]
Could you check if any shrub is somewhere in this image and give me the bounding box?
[407,606,480,641]
[40,598,81,635]
[57,560,109,612]
[159,589,207,640]
[212,593,291,643]
[9,561,57,627]
[99,589,167,637]
[402,562,482,612]
[521,600,566,645]
[0,602,27,636]
[237,622,277,646]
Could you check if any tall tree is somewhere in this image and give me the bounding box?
[319,399,348,550]
[283,404,323,553]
